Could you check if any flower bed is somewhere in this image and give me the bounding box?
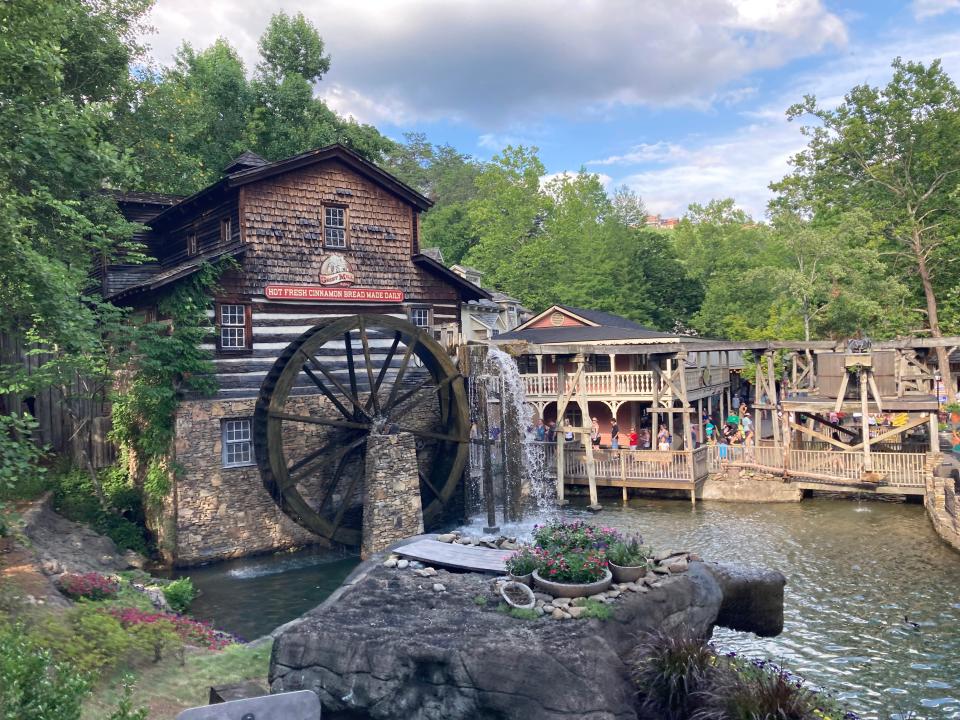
[57,572,119,601]
[108,608,238,650]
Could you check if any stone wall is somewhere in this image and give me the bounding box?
[924,454,960,552]
[698,468,803,503]
[361,433,423,558]
[163,388,444,566]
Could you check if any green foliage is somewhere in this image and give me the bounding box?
[35,605,137,677]
[504,545,538,576]
[104,676,148,720]
[162,578,196,614]
[630,630,715,719]
[472,595,488,607]
[607,536,648,567]
[0,414,47,501]
[127,618,184,664]
[0,621,90,720]
[497,604,538,620]
[51,467,148,554]
[578,598,612,620]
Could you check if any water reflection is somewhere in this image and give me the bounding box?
[562,497,960,720]
[164,547,359,641]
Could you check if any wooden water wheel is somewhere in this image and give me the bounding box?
[252,314,470,546]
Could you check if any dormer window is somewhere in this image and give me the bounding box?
[187,232,197,257]
[220,217,232,245]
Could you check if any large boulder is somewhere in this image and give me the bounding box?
[269,561,785,720]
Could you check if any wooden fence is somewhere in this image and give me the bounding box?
[530,443,708,484]
[0,331,116,469]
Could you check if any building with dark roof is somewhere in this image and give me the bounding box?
[493,304,743,447]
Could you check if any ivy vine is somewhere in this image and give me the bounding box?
[109,261,229,503]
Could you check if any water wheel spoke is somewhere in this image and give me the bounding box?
[344,331,359,404]
[286,434,364,486]
[367,331,401,413]
[301,364,353,420]
[268,411,368,431]
[394,425,465,443]
[358,318,380,415]
[386,372,460,421]
[329,456,365,536]
[297,349,371,420]
[385,336,420,410]
[314,443,361,517]
[418,468,446,506]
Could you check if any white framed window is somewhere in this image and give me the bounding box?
[222,419,254,467]
[220,217,231,245]
[324,206,346,248]
[410,307,430,329]
[219,304,246,349]
[187,232,197,256]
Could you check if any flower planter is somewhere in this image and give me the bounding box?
[500,581,535,610]
[508,572,533,587]
[532,568,612,598]
[609,562,646,584]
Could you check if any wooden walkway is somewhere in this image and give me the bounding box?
[393,539,511,573]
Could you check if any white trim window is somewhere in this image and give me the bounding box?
[411,307,430,329]
[324,206,346,248]
[222,419,254,467]
[220,304,246,349]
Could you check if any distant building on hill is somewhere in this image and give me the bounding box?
[644,214,679,229]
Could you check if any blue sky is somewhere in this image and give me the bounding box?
[145,0,960,217]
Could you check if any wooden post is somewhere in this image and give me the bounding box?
[929,411,940,453]
[576,354,600,510]
[666,357,675,442]
[620,450,628,504]
[678,353,695,499]
[476,380,498,533]
[766,353,781,447]
[651,358,660,444]
[859,369,872,471]
[556,364,566,503]
[697,398,704,442]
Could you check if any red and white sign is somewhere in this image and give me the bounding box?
[265,285,404,303]
[318,254,356,286]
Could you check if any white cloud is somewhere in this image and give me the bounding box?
[141,0,847,126]
[603,27,960,218]
[912,0,960,19]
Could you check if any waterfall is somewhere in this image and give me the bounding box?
[466,346,558,531]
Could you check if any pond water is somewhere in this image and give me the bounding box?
[166,548,359,641]
[563,496,960,720]
[174,496,960,719]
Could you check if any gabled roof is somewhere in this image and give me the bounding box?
[499,304,684,344]
[411,253,491,302]
[150,144,432,227]
[223,150,269,174]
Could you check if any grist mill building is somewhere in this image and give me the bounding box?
[107,145,489,564]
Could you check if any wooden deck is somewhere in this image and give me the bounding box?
[393,539,511,573]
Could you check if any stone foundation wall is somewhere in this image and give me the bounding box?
[165,389,443,566]
[361,433,423,558]
[698,468,803,503]
[924,454,960,553]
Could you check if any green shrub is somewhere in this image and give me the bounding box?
[105,675,149,720]
[504,545,538,575]
[607,534,649,567]
[0,413,48,501]
[630,629,714,720]
[128,617,183,664]
[0,621,90,720]
[51,467,148,555]
[473,595,488,607]
[34,604,137,676]
[163,577,196,613]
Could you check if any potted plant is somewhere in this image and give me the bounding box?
[946,401,960,426]
[607,535,649,583]
[504,545,538,586]
[532,547,612,598]
[532,520,622,552]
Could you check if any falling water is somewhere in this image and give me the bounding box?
[466,346,558,529]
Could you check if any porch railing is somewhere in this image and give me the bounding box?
[520,367,729,399]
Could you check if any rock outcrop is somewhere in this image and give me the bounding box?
[269,560,785,720]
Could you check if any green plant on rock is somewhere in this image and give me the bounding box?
[163,577,196,613]
[630,629,714,720]
[578,598,611,621]
[33,605,136,676]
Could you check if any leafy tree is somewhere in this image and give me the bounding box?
[610,185,648,227]
[775,58,960,400]
[257,11,331,82]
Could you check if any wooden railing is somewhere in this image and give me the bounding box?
[520,367,729,399]
[533,444,706,483]
[704,443,927,488]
